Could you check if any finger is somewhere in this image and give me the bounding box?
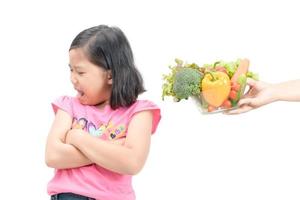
[225,105,253,114]
[243,81,258,96]
[110,137,126,145]
[243,88,254,97]
[238,98,254,106]
[246,78,257,87]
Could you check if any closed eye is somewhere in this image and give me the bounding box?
[68,64,85,75]
[68,65,73,73]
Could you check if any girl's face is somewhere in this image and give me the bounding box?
[69,48,112,108]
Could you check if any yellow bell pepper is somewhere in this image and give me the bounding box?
[201,71,231,107]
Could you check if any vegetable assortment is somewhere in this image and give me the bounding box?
[162,58,259,113]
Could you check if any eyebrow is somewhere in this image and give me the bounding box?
[68,64,84,69]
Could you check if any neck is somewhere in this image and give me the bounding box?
[95,99,110,110]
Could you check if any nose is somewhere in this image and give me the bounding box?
[70,72,78,85]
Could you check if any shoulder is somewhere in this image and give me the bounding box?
[130,99,160,110]
[51,95,81,116]
[53,95,78,104]
[127,100,161,134]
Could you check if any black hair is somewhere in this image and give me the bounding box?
[69,25,145,109]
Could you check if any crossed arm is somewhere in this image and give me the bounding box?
[45,109,153,175]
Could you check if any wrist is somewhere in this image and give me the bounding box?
[269,83,282,102]
[69,129,85,146]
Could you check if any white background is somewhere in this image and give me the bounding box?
[0,0,300,199]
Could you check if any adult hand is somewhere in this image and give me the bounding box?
[226,79,276,114]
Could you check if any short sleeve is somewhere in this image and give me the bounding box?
[129,100,161,134]
[51,96,74,117]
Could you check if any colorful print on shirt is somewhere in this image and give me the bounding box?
[72,117,126,140]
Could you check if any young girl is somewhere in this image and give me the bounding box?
[45,25,161,200]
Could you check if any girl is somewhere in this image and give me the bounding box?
[45,25,161,200]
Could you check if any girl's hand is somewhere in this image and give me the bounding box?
[109,137,126,145]
[66,128,126,146]
[226,79,276,114]
[65,128,85,145]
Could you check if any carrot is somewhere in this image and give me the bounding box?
[231,58,250,83]
[207,105,216,112]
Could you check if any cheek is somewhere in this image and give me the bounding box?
[82,75,107,94]
[87,80,103,93]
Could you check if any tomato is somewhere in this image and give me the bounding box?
[221,100,232,109]
[229,90,237,100]
[207,105,216,112]
[231,82,241,91]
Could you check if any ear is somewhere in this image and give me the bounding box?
[107,70,113,85]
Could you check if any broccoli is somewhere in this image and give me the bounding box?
[173,67,203,100]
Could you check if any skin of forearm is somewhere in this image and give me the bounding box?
[273,79,300,101]
[71,133,146,175]
[46,141,92,169]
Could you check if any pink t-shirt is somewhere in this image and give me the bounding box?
[47,96,161,200]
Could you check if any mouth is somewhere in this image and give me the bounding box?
[75,88,84,97]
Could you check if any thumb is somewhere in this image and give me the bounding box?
[246,78,257,87]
